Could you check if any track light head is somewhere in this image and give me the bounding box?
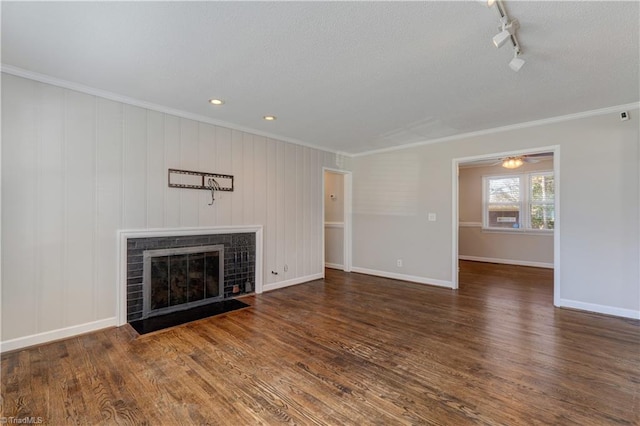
[493,18,519,49]
[493,29,511,48]
[509,54,525,72]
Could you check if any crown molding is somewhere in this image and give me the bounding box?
[1,64,338,156]
[351,102,640,157]
[3,64,637,159]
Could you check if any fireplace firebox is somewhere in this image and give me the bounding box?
[142,245,224,319]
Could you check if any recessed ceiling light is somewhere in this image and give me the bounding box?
[208,98,225,105]
[263,115,277,121]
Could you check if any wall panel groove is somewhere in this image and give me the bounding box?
[34,83,42,331]
[231,130,244,226]
[93,96,99,320]
[62,89,69,327]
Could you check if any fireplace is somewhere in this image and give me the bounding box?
[142,245,224,319]
[122,228,261,324]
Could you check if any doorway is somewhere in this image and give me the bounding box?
[452,146,560,306]
[323,168,352,273]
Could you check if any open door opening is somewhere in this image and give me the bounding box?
[452,147,560,306]
[323,168,352,273]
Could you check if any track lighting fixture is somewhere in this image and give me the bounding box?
[478,0,497,7]
[481,0,526,72]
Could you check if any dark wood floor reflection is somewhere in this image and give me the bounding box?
[2,261,639,425]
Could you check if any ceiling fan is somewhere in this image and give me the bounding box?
[494,152,553,169]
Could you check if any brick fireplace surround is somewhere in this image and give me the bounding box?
[117,226,263,326]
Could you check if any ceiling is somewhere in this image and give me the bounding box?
[2,1,638,155]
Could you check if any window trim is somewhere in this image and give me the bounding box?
[482,170,554,234]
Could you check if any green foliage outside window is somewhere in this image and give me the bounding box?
[530,174,554,229]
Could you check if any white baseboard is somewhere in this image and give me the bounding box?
[262,273,324,293]
[325,263,344,270]
[459,255,554,269]
[558,299,640,320]
[350,267,453,289]
[0,317,117,353]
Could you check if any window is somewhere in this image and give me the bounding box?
[529,172,554,230]
[483,171,554,231]
[486,175,522,229]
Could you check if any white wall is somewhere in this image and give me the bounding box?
[458,159,554,267]
[1,73,338,345]
[324,171,344,267]
[351,108,640,318]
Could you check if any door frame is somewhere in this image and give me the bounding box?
[451,145,560,306]
[322,168,353,274]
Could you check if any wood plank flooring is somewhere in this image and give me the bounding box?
[2,261,639,425]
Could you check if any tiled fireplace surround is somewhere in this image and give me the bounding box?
[118,227,262,324]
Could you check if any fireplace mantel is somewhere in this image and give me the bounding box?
[117,226,263,326]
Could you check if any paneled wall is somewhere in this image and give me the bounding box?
[1,73,337,344]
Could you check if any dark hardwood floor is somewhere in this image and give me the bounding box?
[2,261,639,425]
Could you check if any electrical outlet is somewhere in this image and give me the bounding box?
[428,213,437,221]
[397,259,403,267]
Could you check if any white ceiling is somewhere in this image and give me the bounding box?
[2,1,638,155]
